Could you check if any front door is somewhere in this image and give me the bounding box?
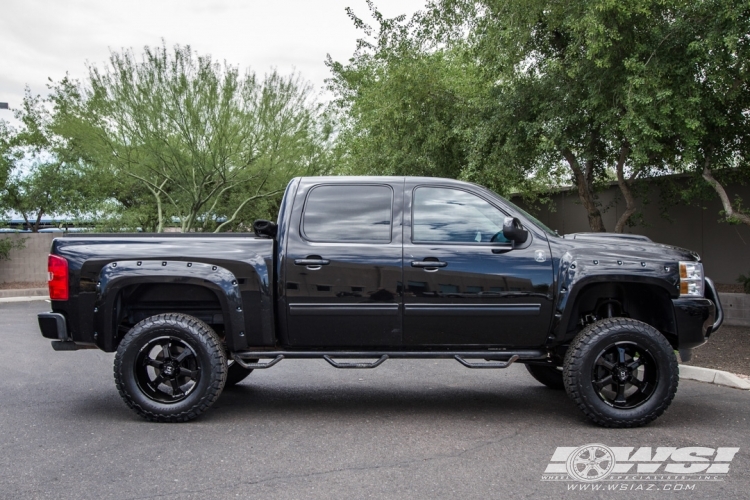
[402,183,554,347]
[284,180,403,347]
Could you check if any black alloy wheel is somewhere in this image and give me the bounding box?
[134,336,201,403]
[563,318,678,428]
[591,342,658,409]
[114,313,227,422]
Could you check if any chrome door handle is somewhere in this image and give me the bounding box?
[294,259,330,266]
[411,261,447,268]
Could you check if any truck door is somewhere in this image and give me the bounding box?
[402,182,554,347]
[282,179,404,347]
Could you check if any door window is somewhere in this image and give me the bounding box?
[412,187,508,243]
[302,185,393,242]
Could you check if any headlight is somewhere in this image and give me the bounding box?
[679,261,704,297]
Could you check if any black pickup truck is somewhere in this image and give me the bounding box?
[37,176,723,427]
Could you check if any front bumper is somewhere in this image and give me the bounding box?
[672,277,724,351]
[704,277,724,335]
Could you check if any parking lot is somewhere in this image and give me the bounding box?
[2,300,749,499]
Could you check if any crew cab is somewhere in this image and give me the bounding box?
[37,176,723,427]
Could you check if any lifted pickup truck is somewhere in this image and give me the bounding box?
[38,176,723,427]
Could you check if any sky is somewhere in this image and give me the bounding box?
[0,0,427,124]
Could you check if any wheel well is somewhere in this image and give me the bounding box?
[113,283,227,343]
[564,282,678,348]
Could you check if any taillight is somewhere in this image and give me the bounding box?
[48,254,69,300]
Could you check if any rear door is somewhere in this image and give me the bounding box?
[402,182,554,347]
[283,179,404,347]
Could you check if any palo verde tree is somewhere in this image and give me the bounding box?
[54,44,331,232]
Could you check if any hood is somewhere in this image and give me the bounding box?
[559,232,701,263]
[564,232,653,243]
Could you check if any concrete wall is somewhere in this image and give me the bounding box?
[514,179,750,285]
[2,179,750,286]
[720,293,750,327]
[0,233,55,284]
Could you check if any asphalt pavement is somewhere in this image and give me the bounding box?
[1,300,749,500]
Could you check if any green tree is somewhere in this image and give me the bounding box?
[0,120,15,191]
[672,0,750,226]
[53,44,331,232]
[426,0,704,232]
[425,0,750,231]
[327,3,552,199]
[0,88,91,232]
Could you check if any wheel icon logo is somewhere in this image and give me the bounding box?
[566,444,616,482]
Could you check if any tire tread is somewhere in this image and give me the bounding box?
[113,313,227,422]
[563,317,678,428]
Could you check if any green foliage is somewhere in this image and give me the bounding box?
[52,43,332,232]
[425,0,705,231]
[0,236,27,261]
[0,88,95,231]
[327,2,555,201]
[632,0,750,225]
[332,0,750,230]
[0,121,17,191]
[738,271,750,294]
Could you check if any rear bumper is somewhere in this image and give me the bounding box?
[38,312,69,341]
[38,312,94,350]
[672,277,724,351]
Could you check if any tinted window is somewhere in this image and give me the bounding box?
[303,185,393,242]
[412,187,508,243]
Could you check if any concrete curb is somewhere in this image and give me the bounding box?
[0,288,48,299]
[679,364,750,390]
[0,295,49,303]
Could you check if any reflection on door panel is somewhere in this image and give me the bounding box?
[403,184,554,347]
[285,183,403,347]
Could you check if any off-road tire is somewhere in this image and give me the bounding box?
[225,360,255,387]
[114,313,227,422]
[563,318,678,428]
[525,364,565,390]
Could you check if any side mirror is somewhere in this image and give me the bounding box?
[502,217,528,245]
[253,219,278,238]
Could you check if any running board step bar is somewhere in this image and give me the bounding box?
[233,355,284,370]
[454,354,519,369]
[232,350,544,370]
[323,354,388,369]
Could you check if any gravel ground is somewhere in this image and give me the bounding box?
[683,325,750,376]
[715,283,746,293]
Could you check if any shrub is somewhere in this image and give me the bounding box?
[738,272,750,294]
[0,237,27,261]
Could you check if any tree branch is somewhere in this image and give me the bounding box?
[562,147,606,232]
[213,184,282,233]
[614,142,635,233]
[702,160,750,226]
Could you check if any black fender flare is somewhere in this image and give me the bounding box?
[93,260,247,351]
[553,274,677,340]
